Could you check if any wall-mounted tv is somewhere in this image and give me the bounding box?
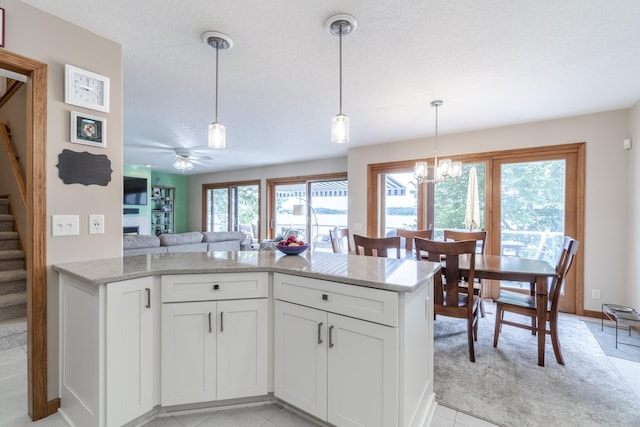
[123,176,148,205]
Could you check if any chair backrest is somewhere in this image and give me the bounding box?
[329,227,352,254]
[549,236,580,314]
[396,228,433,253]
[414,238,476,310]
[353,234,401,258]
[443,229,487,254]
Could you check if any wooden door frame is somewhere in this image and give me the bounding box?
[0,50,54,419]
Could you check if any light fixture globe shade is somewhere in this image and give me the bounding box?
[414,161,428,181]
[208,122,226,149]
[450,161,463,178]
[332,114,349,144]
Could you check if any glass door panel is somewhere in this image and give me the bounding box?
[206,188,229,232]
[274,183,307,243]
[380,172,417,237]
[309,180,348,253]
[433,163,486,240]
[499,159,566,288]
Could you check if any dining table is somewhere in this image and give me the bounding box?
[447,254,558,366]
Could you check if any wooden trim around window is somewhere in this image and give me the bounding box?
[201,180,261,235]
[367,143,585,315]
[266,173,347,240]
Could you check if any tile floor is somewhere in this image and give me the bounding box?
[1,337,638,427]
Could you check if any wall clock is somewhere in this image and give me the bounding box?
[64,64,110,113]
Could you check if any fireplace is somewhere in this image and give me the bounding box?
[123,226,139,235]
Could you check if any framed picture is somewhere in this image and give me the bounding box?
[70,111,107,148]
[0,8,4,48]
[65,64,110,112]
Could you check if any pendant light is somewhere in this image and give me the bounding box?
[325,14,357,144]
[414,100,462,183]
[202,31,233,149]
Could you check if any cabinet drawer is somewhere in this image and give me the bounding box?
[274,273,398,327]
[161,273,268,302]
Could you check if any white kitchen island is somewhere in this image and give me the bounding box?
[54,250,440,427]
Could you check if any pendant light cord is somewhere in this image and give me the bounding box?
[338,28,343,115]
[215,45,220,123]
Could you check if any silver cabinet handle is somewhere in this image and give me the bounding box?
[145,288,151,308]
[220,311,224,332]
[208,312,212,333]
[329,325,334,348]
[318,322,323,344]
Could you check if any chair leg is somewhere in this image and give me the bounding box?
[550,318,564,365]
[468,317,476,362]
[531,316,537,335]
[493,303,502,347]
[479,296,486,318]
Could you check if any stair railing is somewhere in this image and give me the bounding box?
[1,123,26,206]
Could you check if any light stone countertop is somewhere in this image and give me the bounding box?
[53,250,440,293]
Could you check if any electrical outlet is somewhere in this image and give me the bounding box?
[89,214,105,234]
[592,289,601,299]
[52,215,79,237]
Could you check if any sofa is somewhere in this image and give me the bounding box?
[123,231,247,256]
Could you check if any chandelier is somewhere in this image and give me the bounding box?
[172,154,194,172]
[414,100,462,183]
[325,14,357,144]
[202,31,233,149]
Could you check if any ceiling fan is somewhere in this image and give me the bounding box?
[172,149,213,172]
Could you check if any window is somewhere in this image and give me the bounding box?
[369,143,584,314]
[202,181,260,244]
[268,173,348,253]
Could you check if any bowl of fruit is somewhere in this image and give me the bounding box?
[276,236,309,255]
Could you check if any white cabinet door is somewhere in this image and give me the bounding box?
[327,313,398,427]
[217,299,268,399]
[106,277,154,427]
[161,301,217,405]
[274,300,328,420]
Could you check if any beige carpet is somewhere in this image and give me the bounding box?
[434,305,640,427]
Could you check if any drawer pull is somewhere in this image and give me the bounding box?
[322,293,328,301]
[145,288,151,308]
[318,322,323,344]
[329,325,335,348]
[220,311,224,332]
[208,312,212,333]
[213,284,220,291]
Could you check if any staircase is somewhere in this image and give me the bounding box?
[0,197,27,351]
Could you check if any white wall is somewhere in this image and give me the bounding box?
[187,157,347,240]
[629,103,640,310]
[349,109,631,312]
[5,0,123,398]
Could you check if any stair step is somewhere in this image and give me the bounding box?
[0,232,18,250]
[0,250,24,261]
[0,269,27,284]
[0,200,7,216]
[0,292,27,322]
[0,214,13,232]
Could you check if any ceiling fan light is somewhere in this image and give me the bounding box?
[172,156,194,171]
[332,114,349,144]
[208,122,226,149]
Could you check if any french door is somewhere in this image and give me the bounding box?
[369,144,584,314]
[202,181,260,238]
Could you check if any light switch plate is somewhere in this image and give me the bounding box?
[52,215,79,236]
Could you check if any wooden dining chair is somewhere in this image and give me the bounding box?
[493,236,579,365]
[395,228,433,257]
[443,229,488,317]
[415,237,480,362]
[329,227,352,254]
[353,234,401,258]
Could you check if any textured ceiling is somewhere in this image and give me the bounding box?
[21,0,640,174]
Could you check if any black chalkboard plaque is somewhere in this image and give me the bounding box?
[57,149,113,186]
